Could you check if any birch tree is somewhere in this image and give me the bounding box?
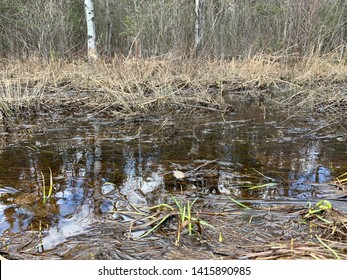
[84,0,97,62]
[194,0,205,56]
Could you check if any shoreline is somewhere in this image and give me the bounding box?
[1,56,347,128]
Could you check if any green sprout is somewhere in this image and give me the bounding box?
[304,200,333,223]
[127,196,214,244]
[41,168,53,203]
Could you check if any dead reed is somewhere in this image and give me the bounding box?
[1,53,347,125]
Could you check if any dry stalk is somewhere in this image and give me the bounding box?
[1,55,347,122]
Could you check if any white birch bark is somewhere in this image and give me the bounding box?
[194,0,204,56]
[84,0,97,62]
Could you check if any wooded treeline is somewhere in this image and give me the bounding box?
[1,0,347,60]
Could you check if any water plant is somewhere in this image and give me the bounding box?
[303,200,333,224]
[246,182,278,190]
[228,196,251,210]
[41,168,53,203]
[170,196,213,245]
[122,195,215,244]
[244,168,279,190]
[302,200,345,260]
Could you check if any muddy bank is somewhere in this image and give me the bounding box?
[1,58,347,132]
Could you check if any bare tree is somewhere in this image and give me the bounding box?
[84,0,97,62]
[1,0,347,60]
[105,0,112,57]
[194,0,205,56]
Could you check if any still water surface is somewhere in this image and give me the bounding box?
[0,102,346,253]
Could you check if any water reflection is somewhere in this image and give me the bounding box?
[42,203,92,250]
[0,107,346,250]
[289,140,332,198]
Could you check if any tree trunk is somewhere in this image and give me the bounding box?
[84,0,97,62]
[105,0,112,58]
[194,0,205,57]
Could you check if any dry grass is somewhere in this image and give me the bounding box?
[1,54,347,124]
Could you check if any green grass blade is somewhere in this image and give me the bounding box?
[316,200,332,210]
[148,203,174,211]
[336,171,347,179]
[190,197,198,208]
[139,213,172,238]
[315,235,341,260]
[246,182,278,190]
[171,196,182,209]
[187,200,192,235]
[315,215,332,224]
[252,168,276,181]
[47,167,53,199]
[190,217,215,229]
[228,196,251,209]
[181,205,186,223]
[41,171,46,203]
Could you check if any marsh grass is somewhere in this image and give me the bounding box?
[303,200,333,222]
[335,171,347,190]
[300,199,347,259]
[227,196,251,210]
[1,53,347,125]
[0,79,45,125]
[119,195,215,244]
[315,234,341,260]
[41,168,54,203]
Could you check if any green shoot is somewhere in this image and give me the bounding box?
[148,203,174,211]
[42,168,53,203]
[138,196,214,243]
[304,200,333,219]
[139,213,172,238]
[252,168,276,181]
[315,235,341,260]
[228,196,251,209]
[219,230,223,243]
[246,182,278,190]
[187,200,192,235]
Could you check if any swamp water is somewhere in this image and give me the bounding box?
[0,101,346,259]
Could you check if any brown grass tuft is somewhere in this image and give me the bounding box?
[1,54,347,124]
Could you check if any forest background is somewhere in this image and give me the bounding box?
[1,0,346,60]
[1,0,347,121]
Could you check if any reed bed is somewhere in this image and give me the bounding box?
[1,53,347,125]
